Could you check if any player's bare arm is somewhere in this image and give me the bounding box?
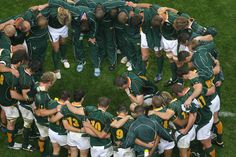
[66,102,85,115]
[10,89,26,101]
[34,107,58,117]
[127,2,152,8]
[83,120,110,139]
[0,64,20,78]
[179,112,197,135]
[49,111,64,123]
[62,119,84,133]
[135,138,154,148]
[184,72,203,107]
[110,115,131,128]
[149,109,175,120]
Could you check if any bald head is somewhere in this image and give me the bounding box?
[118,11,128,24]
[3,25,16,37]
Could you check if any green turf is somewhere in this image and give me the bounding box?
[0,0,236,156]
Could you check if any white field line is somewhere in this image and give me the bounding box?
[219,111,236,117]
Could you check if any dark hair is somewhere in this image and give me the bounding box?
[177,64,190,77]
[80,19,90,34]
[130,15,142,26]
[28,60,41,73]
[95,4,105,20]
[110,8,118,18]
[114,75,128,87]
[117,105,128,113]
[73,89,85,102]
[134,105,145,115]
[60,90,70,101]
[178,31,191,44]
[178,50,190,62]
[171,83,184,95]
[151,15,163,27]
[11,50,27,64]
[98,97,111,108]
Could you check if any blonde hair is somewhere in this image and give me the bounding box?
[57,7,72,26]
[41,71,57,85]
[173,17,189,31]
[160,91,173,105]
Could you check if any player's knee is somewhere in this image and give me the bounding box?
[7,118,17,129]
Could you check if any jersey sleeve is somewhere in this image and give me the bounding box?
[0,49,11,66]
[103,112,114,133]
[155,121,174,142]
[121,123,136,148]
[60,105,69,117]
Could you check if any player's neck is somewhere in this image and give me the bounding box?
[98,107,107,112]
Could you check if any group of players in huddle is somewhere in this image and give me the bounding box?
[0,0,224,157]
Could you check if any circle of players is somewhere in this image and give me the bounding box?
[0,0,224,157]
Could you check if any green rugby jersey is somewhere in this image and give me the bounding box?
[18,66,35,105]
[122,115,173,155]
[167,99,198,129]
[178,87,212,126]
[110,117,133,145]
[48,100,66,135]
[191,44,215,82]
[60,103,86,130]
[34,86,51,126]
[0,71,19,106]
[49,0,97,38]
[141,5,162,50]
[22,10,48,39]
[41,6,64,29]
[160,11,179,40]
[85,105,114,147]
[0,32,11,50]
[0,49,11,67]
[126,72,158,96]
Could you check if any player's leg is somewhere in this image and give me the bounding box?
[140,31,150,68]
[35,121,50,156]
[88,39,101,77]
[105,24,117,71]
[70,146,78,157]
[96,25,106,64]
[48,26,62,79]
[80,149,89,157]
[18,105,35,151]
[51,142,61,157]
[59,36,70,69]
[72,26,86,73]
[133,37,146,75]
[161,36,178,86]
[211,95,223,146]
[154,50,164,82]
[196,117,215,157]
[2,106,21,149]
[0,108,7,133]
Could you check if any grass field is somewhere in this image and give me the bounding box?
[0,0,236,156]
